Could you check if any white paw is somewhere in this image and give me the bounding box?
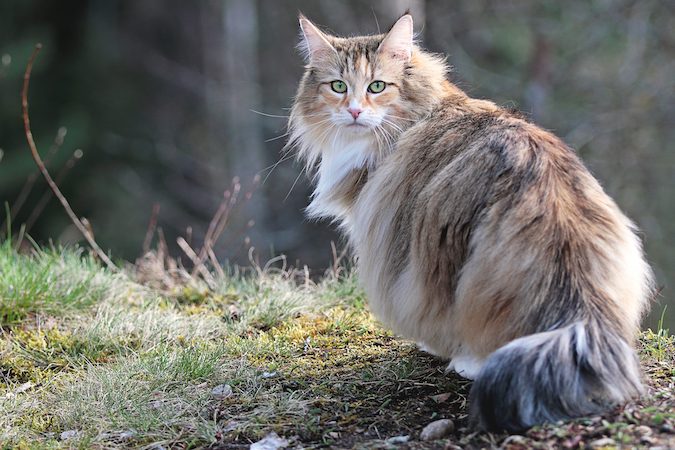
[446,355,484,380]
[417,342,443,357]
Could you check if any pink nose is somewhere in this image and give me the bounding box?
[347,108,362,119]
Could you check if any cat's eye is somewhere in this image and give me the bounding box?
[330,80,347,93]
[368,81,386,93]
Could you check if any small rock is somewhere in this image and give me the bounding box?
[420,419,455,441]
[659,423,674,434]
[119,430,136,440]
[430,392,452,404]
[211,384,233,398]
[502,435,527,445]
[590,437,616,448]
[636,425,653,435]
[60,430,80,440]
[262,371,277,379]
[385,435,410,444]
[328,431,340,439]
[250,432,289,450]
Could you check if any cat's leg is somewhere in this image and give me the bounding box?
[446,354,485,380]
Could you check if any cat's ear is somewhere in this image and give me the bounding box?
[298,14,336,64]
[378,13,414,61]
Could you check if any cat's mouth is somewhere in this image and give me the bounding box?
[345,122,370,131]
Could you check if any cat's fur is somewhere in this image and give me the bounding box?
[287,13,654,432]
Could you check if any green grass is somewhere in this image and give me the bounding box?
[0,244,673,449]
[0,240,113,325]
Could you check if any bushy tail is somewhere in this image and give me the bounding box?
[469,319,643,432]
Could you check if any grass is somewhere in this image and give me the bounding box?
[0,240,112,325]
[0,244,673,449]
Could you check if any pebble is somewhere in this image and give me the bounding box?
[636,425,653,435]
[502,435,527,445]
[430,392,452,404]
[659,423,674,434]
[211,384,233,398]
[385,435,410,444]
[590,437,616,448]
[250,432,289,450]
[262,371,278,379]
[60,430,80,440]
[119,430,136,440]
[420,419,455,441]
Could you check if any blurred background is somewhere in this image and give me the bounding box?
[0,0,673,328]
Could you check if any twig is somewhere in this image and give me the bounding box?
[142,203,161,254]
[22,44,116,270]
[7,126,67,228]
[190,177,244,277]
[2,127,67,229]
[24,148,83,236]
[177,236,215,287]
[206,247,225,279]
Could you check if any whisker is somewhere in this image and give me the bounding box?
[259,152,296,185]
[265,132,290,143]
[385,114,416,122]
[250,109,289,119]
[284,167,306,202]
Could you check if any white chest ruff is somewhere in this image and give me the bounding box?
[306,135,376,220]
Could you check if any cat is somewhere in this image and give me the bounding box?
[286,12,654,432]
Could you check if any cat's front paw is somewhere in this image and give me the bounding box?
[417,342,443,357]
[446,355,484,380]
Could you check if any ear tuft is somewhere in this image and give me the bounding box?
[378,14,413,61]
[298,14,336,64]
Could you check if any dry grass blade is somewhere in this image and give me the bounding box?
[21,44,116,271]
[177,236,215,287]
[190,180,241,278]
[142,203,161,254]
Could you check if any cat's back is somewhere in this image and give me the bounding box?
[353,96,650,352]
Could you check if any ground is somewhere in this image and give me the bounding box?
[0,242,673,449]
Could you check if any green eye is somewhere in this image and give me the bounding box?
[368,80,386,93]
[330,80,347,93]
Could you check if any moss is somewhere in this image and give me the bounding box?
[216,307,470,444]
[0,325,124,390]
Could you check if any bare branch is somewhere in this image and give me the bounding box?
[21,44,117,270]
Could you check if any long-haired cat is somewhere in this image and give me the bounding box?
[287,13,654,432]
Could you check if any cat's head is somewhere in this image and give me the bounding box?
[288,13,449,171]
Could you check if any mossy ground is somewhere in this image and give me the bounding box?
[0,245,673,449]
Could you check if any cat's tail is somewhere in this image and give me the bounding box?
[469,318,643,432]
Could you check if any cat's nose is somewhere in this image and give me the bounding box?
[347,107,362,119]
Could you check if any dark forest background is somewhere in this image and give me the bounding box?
[0,0,673,328]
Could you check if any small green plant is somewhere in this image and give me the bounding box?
[656,305,670,361]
